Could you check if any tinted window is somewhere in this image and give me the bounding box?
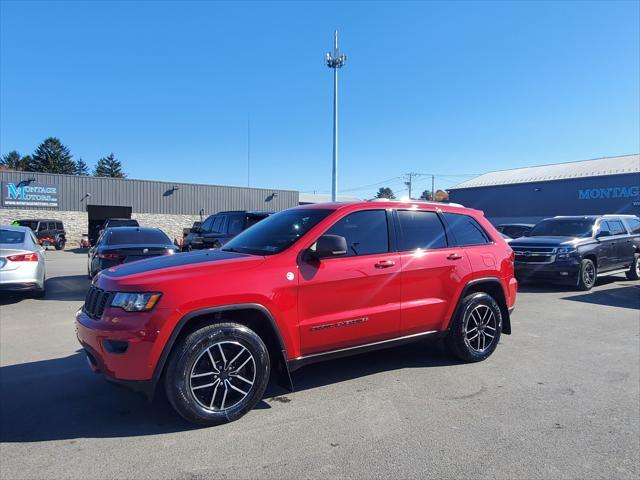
[502,226,528,238]
[56,222,63,230]
[0,230,26,244]
[397,210,447,251]
[16,220,38,231]
[227,215,245,236]
[48,222,56,230]
[444,213,491,246]
[212,215,226,233]
[108,219,138,228]
[37,223,47,232]
[598,222,612,236]
[222,209,332,255]
[106,229,171,245]
[529,219,595,238]
[326,210,389,256]
[200,216,215,232]
[608,220,627,235]
[626,218,640,234]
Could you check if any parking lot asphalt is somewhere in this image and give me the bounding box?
[1,250,639,479]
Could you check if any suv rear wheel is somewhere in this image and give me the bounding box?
[626,253,640,281]
[445,292,502,362]
[577,258,597,290]
[54,237,65,250]
[164,322,270,426]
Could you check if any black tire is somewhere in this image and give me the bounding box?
[445,292,502,362]
[625,253,640,281]
[577,258,597,291]
[54,237,65,250]
[164,322,270,426]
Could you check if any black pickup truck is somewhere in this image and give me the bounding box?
[510,215,640,290]
[182,211,271,251]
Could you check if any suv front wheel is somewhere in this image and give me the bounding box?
[626,253,640,281]
[577,258,597,290]
[445,292,502,362]
[164,322,270,426]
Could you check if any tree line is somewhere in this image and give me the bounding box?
[0,137,126,178]
[375,187,433,200]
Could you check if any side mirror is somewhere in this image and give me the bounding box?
[310,235,348,259]
[596,230,611,239]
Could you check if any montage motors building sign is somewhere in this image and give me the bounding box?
[2,181,59,208]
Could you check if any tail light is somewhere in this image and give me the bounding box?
[97,253,125,261]
[7,253,39,262]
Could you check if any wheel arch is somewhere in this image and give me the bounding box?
[450,277,512,335]
[152,303,293,397]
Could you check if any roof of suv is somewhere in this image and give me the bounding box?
[17,218,63,223]
[293,200,473,214]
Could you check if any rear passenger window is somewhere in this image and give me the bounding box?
[326,210,389,256]
[56,222,63,230]
[627,218,640,234]
[444,213,491,246]
[48,222,56,230]
[227,215,245,235]
[397,210,447,251]
[608,220,627,235]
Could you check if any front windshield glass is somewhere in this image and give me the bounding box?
[529,219,595,238]
[222,209,333,255]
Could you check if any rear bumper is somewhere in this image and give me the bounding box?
[0,264,43,290]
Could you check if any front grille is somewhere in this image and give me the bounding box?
[512,245,556,264]
[83,285,111,320]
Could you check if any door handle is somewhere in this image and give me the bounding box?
[447,253,463,260]
[374,260,396,269]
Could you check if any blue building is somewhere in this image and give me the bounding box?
[448,154,640,226]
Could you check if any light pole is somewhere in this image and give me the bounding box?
[326,30,346,202]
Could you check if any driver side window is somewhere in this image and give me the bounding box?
[325,210,389,257]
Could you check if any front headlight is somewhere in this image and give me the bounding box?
[111,292,162,312]
[556,247,577,259]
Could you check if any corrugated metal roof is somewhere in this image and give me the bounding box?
[449,154,640,190]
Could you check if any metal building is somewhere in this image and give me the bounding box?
[0,170,299,245]
[448,154,640,225]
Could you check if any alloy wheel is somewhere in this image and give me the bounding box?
[583,262,596,287]
[189,341,256,412]
[463,304,497,353]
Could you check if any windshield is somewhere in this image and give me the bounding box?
[222,209,333,255]
[529,219,595,238]
[0,230,26,244]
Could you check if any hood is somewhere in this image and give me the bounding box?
[509,236,587,247]
[100,249,253,278]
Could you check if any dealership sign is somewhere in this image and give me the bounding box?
[577,186,639,200]
[2,182,59,207]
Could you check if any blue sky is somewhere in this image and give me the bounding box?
[1,1,638,198]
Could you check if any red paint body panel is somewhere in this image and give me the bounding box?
[75,201,517,383]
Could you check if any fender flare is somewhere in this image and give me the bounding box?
[151,303,292,392]
[450,277,512,335]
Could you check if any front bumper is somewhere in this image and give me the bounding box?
[75,307,166,382]
[515,259,580,283]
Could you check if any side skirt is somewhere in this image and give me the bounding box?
[287,329,446,372]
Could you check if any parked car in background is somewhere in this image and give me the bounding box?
[510,215,640,290]
[496,223,534,239]
[500,233,513,243]
[77,201,516,425]
[88,227,178,278]
[14,219,66,250]
[0,225,46,297]
[182,211,271,251]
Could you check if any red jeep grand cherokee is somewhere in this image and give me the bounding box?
[76,201,516,425]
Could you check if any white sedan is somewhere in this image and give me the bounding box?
[0,225,46,297]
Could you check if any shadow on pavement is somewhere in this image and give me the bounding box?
[518,275,622,293]
[44,275,90,301]
[561,284,640,310]
[65,247,89,254]
[1,340,459,442]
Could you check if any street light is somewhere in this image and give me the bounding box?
[326,30,347,202]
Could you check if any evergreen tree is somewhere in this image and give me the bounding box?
[94,153,126,178]
[0,151,30,171]
[375,187,396,199]
[29,137,76,174]
[75,158,90,176]
[420,190,432,200]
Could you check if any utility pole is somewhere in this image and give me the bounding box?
[431,174,435,201]
[247,116,251,187]
[326,30,347,202]
[404,172,418,199]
